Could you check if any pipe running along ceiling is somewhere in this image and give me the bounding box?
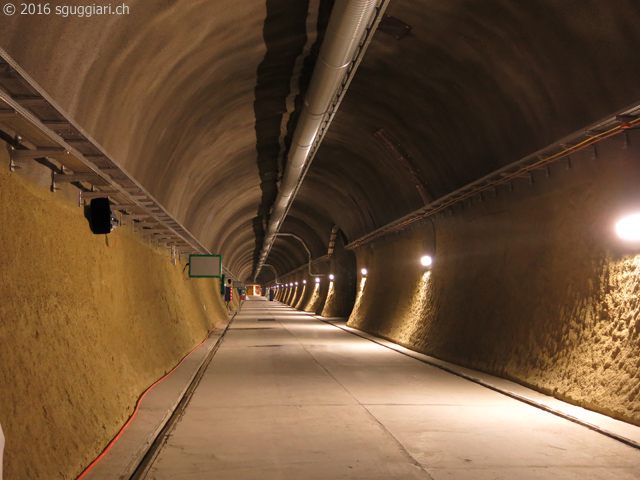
[256,0,383,280]
[0,0,640,283]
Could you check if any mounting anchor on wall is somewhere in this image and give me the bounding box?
[622,131,630,150]
[559,144,574,170]
[536,156,551,178]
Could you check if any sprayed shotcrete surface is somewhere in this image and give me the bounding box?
[0,152,229,480]
[348,137,640,426]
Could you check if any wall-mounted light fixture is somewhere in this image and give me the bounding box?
[315,277,320,283]
[361,268,368,276]
[421,255,433,267]
[295,282,299,285]
[303,280,307,284]
[329,274,335,280]
[616,213,640,241]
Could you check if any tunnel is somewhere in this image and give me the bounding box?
[2,0,640,478]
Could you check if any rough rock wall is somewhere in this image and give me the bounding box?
[283,283,296,305]
[294,282,310,309]
[274,250,356,317]
[276,271,329,314]
[348,132,640,425]
[0,151,229,479]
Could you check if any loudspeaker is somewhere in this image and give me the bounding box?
[89,197,113,234]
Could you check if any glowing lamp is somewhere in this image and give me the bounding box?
[361,268,368,276]
[295,282,298,286]
[329,274,335,280]
[616,213,640,241]
[421,255,433,267]
[303,280,307,284]
[315,277,320,283]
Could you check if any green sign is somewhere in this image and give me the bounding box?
[189,254,222,278]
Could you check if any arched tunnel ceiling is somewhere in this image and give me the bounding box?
[1,0,640,283]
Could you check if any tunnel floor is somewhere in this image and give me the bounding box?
[134,297,640,479]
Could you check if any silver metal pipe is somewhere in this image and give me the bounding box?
[276,233,326,277]
[254,0,384,280]
[263,264,282,284]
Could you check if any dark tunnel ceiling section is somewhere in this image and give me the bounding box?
[2,1,640,281]
[252,0,311,274]
[251,0,335,274]
[254,213,330,284]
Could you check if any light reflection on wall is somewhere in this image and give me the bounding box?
[394,271,433,346]
[305,282,321,312]
[294,285,306,309]
[325,280,335,306]
[320,280,336,316]
[353,277,367,310]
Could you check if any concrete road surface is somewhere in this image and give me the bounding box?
[142,297,640,479]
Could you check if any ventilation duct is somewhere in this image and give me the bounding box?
[255,0,386,280]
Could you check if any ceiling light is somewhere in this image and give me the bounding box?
[421,255,433,267]
[616,213,640,241]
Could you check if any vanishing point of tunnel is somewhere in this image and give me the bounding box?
[2,1,640,479]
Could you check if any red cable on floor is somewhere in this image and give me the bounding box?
[106,230,118,249]
[76,320,228,480]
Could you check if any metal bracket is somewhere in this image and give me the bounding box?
[378,14,412,39]
[12,147,65,159]
[52,172,101,192]
[78,189,119,206]
[9,154,21,172]
[10,147,65,172]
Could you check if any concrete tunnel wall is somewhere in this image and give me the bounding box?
[0,146,236,480]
